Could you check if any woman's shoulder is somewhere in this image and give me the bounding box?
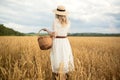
[53,18,61,26]
[54,18,58,22]
[66,20,71,27]
[53,18,71,28]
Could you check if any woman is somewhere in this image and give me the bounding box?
[43,5,74,80]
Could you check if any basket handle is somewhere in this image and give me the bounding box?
[37,29,49,36]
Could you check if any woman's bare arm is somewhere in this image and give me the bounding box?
[42,28,56,37]
[42,19,57,37]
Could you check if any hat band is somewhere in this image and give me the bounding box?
[57,8,65,12]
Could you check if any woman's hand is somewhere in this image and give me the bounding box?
[50,32,56,37]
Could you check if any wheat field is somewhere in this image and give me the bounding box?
[0,36,120,80]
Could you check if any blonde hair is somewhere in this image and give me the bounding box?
[56,14,69,27]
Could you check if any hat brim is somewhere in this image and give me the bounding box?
[53,9,68,15]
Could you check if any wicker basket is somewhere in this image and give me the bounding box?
[38,29,52,50]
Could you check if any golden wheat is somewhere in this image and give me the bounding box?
[0,36,120,80]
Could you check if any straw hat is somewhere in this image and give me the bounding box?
[53,5,68,15]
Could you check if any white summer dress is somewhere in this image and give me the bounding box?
[50,19,74,73]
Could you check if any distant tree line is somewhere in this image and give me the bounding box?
[0,24,120,36]
[25,32,120,36]
[68,33,120,36]
[0,24,25,36]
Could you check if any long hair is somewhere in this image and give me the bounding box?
[55,14,69,27]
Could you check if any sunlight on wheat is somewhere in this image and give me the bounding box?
[0,36,120,80]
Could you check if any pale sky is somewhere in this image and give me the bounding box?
[0,0,120,33]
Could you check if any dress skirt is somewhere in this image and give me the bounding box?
[50,38,74,73]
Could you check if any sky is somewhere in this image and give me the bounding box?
[0,0,120,33]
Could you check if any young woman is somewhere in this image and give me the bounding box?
[43,5,74,80]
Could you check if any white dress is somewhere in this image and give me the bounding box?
[50,19,74,73]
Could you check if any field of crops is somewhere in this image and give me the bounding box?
[0,36,120,80]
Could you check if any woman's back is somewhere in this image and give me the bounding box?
[54,19,70,36]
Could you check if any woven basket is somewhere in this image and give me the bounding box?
[38,29,52,50]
